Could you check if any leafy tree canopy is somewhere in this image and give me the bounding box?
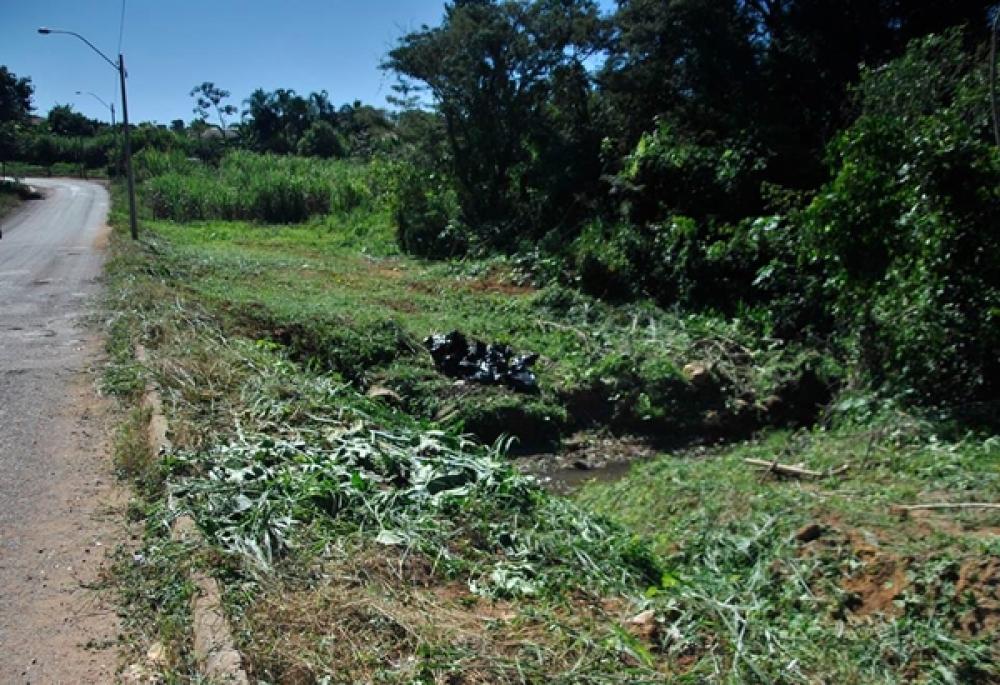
[0,65,34,123]
[47,104,96,136]
[190,81,237,130]
[384,0,608,239]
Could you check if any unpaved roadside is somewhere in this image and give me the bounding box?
[0,179,122,683]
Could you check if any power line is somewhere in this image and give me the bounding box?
[117,0,126,55]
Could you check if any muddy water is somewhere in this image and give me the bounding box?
[514,455,645,493]
[511,433,659,493]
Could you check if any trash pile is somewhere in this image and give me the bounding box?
[424,331,540,393]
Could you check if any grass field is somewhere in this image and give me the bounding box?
[3,161,109,180]
[103,161,999,682]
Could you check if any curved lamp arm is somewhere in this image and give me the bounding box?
[37,27,121,72]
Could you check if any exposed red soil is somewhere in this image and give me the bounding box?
[955,557,1000,635]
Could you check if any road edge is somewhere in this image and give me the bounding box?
[136,345,250,685]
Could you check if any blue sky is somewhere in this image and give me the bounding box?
[2,1,616,126]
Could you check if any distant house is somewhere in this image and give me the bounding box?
[197,126,239,141]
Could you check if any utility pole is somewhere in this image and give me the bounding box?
[118,54,138,240]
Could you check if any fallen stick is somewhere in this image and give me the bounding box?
[535,319,590,344]
[744,458,848,478]
[892,502,1000,512]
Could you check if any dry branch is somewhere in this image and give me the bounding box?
[744,458,848,479]
[892,502,1000,512]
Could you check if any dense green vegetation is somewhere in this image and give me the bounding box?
[8,0,989,411]
[383,6,1000,414]
[105,158,998,680]
[7,0,998,681]
[137,149,390,223]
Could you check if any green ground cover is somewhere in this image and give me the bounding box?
[141,207,835,451]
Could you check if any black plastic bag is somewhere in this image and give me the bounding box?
[424,331,539,393]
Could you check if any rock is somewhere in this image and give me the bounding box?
[625,608,659,641]
[682,362,712,386]
[146,641,167,668]
[121,663,158,684]
[795,523,823,543]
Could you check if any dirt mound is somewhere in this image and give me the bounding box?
[842,556,909,618]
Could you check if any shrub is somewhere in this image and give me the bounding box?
[391,163,467,258]
[570,219,644,300]
[297,120,346,159]
[616,121,769,225]
[799,30,1000,404]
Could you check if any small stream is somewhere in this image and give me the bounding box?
[510,433,660,494]
[514,454,645,493]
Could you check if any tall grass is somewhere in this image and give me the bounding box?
[138,149,393,224]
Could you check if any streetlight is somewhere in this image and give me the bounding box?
[75,90,116,127]
[38,27,138,240]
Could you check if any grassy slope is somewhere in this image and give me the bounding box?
[104,179,999,682]
[143,210,833,451]
[105,207,674,682]
[578,421,1000,681]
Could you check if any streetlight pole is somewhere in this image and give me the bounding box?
[75,90,116,127]
[39,27,138,240]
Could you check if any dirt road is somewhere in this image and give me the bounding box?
[0,179,121,683]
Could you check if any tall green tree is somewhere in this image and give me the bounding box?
[603,0,995,192]
[296,120,345,158]
[47,104,96,136]
[0,66,33,124]
[1,66,34,176]
[385,0,607,244]
[241,88,312,154]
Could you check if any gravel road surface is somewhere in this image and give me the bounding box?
[0,178,121,683]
